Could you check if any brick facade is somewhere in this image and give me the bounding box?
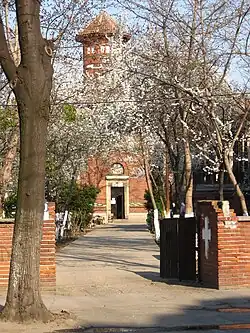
[197,201,250,289]
[81,152,148,219]
[129,177,148,213]
[0,203,56,291]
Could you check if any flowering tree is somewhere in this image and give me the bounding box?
[114,0,250,215]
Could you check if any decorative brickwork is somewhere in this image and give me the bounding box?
[197,201,250,289]
[0,202,56,291]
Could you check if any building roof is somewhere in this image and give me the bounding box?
[78,11,118,37]
[76,11,131,43]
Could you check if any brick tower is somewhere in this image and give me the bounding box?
[76,11,130,76]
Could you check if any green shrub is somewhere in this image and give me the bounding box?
[144,190,164,214]
[3,194,17,218]
[146,210,154,233]
[56,182,99,233]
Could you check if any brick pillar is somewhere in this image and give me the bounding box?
[197,200,250,289]
[0,223,13,289]
[40,206,56,290]
[0,203,56,291]
[47,201,56,220]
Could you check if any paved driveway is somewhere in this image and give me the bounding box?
[2,219,250,332]
[51,220,250,329]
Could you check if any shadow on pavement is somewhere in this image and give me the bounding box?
[108,224,148,232]
[57,225,159,271]
[133,271,207,288]
[57,234,156,252]
[58,254,159,270]
[52,296,250,332]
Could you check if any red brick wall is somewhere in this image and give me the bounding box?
[0,203,56,291]
[197,201,250,289]
[81,157,110,188]
[218,218,250,288]
[129,178,147,204]
[129,177,147,213]
[94,179,107,213]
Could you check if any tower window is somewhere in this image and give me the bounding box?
[86,46,95,54]
[100,45,111,54]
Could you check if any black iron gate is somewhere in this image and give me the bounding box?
[160,217,197,281]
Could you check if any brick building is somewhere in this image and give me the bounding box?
[76,12,148,221]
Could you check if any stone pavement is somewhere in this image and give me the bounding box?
[2,219,250,332]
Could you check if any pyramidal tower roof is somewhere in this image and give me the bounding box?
[78,11,119,37]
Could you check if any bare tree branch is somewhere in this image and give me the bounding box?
[0,14,16,82]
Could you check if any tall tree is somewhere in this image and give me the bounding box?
[0,0,53,321]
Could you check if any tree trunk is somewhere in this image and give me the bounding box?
[184,141,193,216]
[219,167,224,202]
[144,156,160,241]
[2,101,53,322]
[224,152,248,216]
[165,151,170,217]
[0,0,54,322]
[150,170,167,218]
[160,196,167,218]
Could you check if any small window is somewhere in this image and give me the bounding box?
[100,45,110,54]
[110,163,124,175]
[86,46,95,54]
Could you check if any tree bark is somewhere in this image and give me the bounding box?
[144,157,157,210]
[0,0,54,322]
[144,154,160,241]
[150,171,167,218]
[224,152,248,216]
[2,102,53,322]
[165,151,170,217]
[184,140,193,216]
[219,167,224,202]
